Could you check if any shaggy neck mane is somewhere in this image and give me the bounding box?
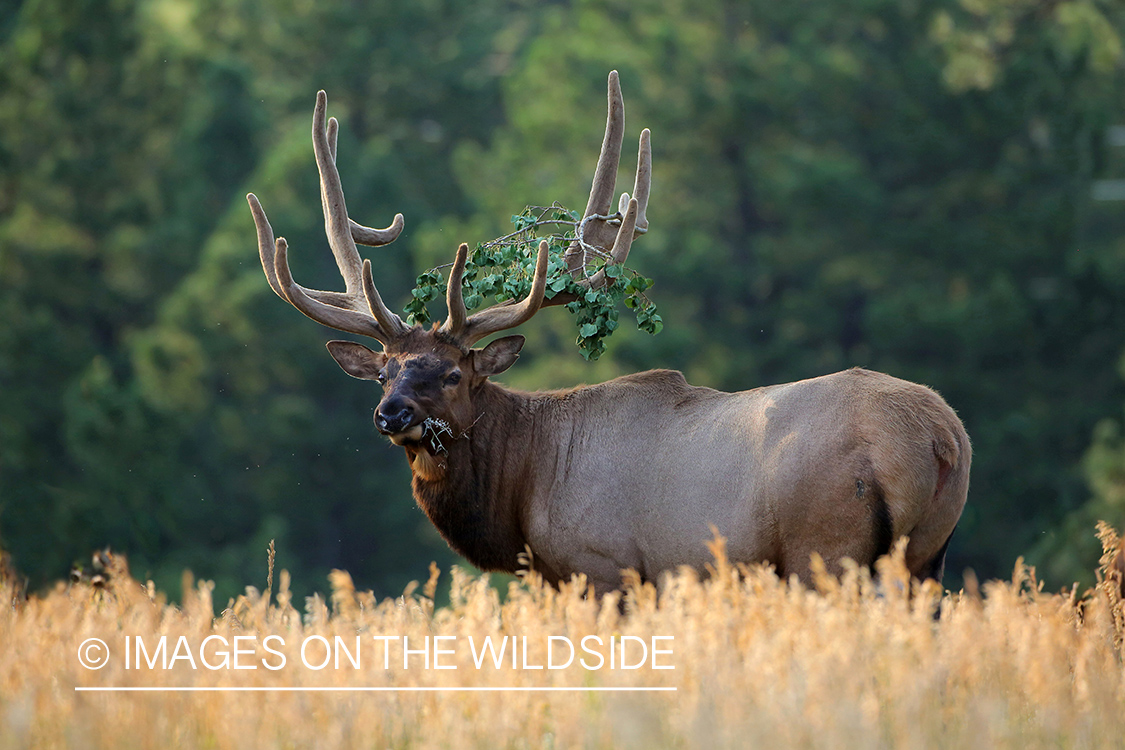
[404,381,545,574]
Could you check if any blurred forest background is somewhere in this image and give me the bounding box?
[4,0,1125,603]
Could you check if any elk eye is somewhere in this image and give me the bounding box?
[376,372,387,386]
[445,371,462,387]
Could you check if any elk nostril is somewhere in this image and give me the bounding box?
[376,402,415,433]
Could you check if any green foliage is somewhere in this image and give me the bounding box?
[930,0,1124,93]
[1040,355,1125,587]
[405,205,659,359]
[0,0,260,594]
[1086,417,1125,519]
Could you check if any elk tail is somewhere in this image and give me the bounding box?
[870,480,894,567]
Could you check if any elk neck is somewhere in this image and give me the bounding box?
[404,380,547,574]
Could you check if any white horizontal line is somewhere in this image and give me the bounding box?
[75,686,676,693]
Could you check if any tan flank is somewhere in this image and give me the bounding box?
[247,72,970,593]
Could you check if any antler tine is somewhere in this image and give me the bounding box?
[606,196,640,268]
[610,127,651,234]
[247,193,287,301]
[272,238,387,338]
[362,259,409,336]
[327,114,339,160]
[324,112,406,247]
[457,240,550,346]
[351,213,405,247]
[565,71,626,278]
[313,91,364,295]
[584,70,626,220]
[612,128,651,231]
[631,128,651,233]
[439,243,470,336]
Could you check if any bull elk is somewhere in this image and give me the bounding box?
[247,72,970,593]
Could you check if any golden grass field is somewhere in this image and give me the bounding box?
[2,529,1124,750]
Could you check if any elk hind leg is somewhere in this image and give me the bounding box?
[781,473,894,585]
[913,525,956,583]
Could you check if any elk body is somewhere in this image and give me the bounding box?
[248,73,970,593]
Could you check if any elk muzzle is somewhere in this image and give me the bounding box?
[375,396,424,444]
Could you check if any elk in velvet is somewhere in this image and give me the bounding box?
[247,72,970,593]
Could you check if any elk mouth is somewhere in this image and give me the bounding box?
[385,418,456,456]
[386,424,425,446]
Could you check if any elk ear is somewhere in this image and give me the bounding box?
[326,340,387,380]
[472,335,524,378]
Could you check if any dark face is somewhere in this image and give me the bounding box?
[326,331,525,451]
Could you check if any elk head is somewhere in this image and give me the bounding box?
[247,72,650,477]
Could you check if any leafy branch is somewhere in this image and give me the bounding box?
[404,204,661,360]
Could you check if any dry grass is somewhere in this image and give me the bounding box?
[2,529,1124,750]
